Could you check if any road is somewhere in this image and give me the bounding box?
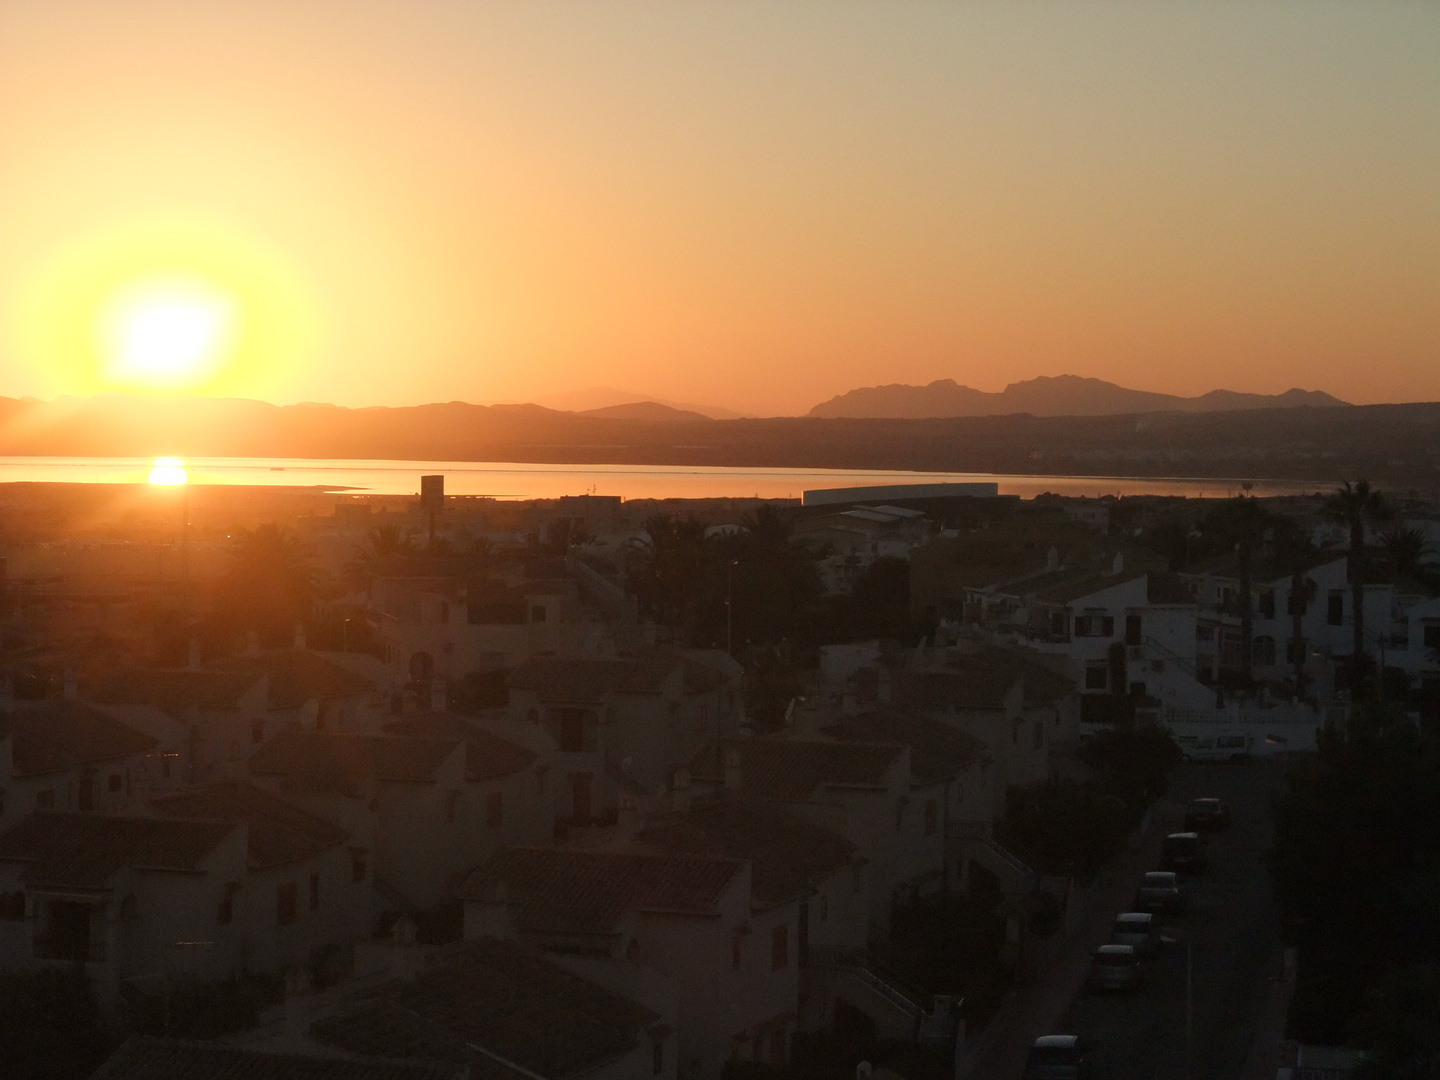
[1056,758,1287,1080]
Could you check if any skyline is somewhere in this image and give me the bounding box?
[2,1,1437,415]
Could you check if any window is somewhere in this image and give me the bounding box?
[558,711,588,752]
[818,894,829,921]
[1252,636,1277,667]
[1085,665,1108,691]
[486,791,503,828]
[535,766,548,794]
[924,800,938,836]
[35,790,54,810]
[277,882,297,926]
[653,1038,665,1076]
[1328,592,1345,626]
[531,605,547,623]
[446,792,460,823]
[1424,624,1440,651]
[161,754,176,779]
[894,799,906,830]
[228,740,241,761]
[626,937,640,961]
[108,773,123,793]
[120,895,139,921]
[1196,625,1214,642]
[352,856,367,883]
[1033,720,1044,751]
[771,924,789,971]
[1074,614,1115,637]
[732,935,743,970]
[1124,614,1142,646]
[0,892,25,920]
[309,873,320,911]
[251,719,265,745]
[1258,590,1276,619]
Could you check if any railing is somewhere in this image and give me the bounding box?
[806,946,925,1020]
[956,824,1037,887]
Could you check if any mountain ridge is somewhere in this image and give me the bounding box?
[808,375,1349,418]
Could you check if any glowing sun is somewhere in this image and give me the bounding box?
[97,277,238,390]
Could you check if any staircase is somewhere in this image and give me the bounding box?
[955,823,1037,896]
[807,946,925,1041]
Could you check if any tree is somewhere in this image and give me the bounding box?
[1205,497,1275,685]
[1274,522,1320,701]
[1325,481,1392,690]
[214,525,317,646]
[347,523,416,584]
[1379,525,1436,592]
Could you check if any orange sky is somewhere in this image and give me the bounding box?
[1,1,1436,416]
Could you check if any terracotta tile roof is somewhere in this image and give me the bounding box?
[821,711,987,785]
[150,781,349,870]
[215,650,376,709]
[0,813,234,890]
[901,667,1021,712]
[1026,569,1147,605]
[960,647,1077,709]
[87,669,263,713]
[507,656,675,703]
[457,848,744,935]
[0,702,157,778]
[249,732,460,795]
[311,938,656,1078]
[383,715,535,781]
[687,738,903,801]
[636,791,854,908]
[89,1038,457,1080]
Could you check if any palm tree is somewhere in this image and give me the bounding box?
[1324,480,1391,685]
[1377,524,1435,587]
[218,525,317,643]
[1273,523,1319,701]
[348,524,416,581]
[1209,497,1273,685]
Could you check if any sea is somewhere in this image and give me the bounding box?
[0,456,1332,501]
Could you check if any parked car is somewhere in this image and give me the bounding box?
[1088,943,1143,992]
[1160,832,1208,873]
[1024,1036,1094,1080]
[1110,911,1161,957]
[1134,871,1184,913]
[1184,797,1232,831]
[1177,732,1252,762]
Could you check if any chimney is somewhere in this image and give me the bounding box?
[672,767,692,813]
[63,668,79,701]
[723,746,742,791]
[430,678,447,714]
[1112,552,1125,575]
[187,639,201,670]
[293,623,307,651]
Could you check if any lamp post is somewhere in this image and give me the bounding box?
[726,560,738,655]
[1162,932,1195,1079]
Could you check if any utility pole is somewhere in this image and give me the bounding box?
[726,560,738,655]
[1185,936,1194,1080]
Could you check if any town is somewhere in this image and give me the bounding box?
[0,475,1432,1080]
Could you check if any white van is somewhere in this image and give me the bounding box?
[1174,731,1252,762]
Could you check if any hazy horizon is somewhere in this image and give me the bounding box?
[1,1,1436,416]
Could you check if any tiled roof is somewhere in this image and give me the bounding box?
[960,647,1077,709]
[311,938,656,1077]
[0,702,157,778]
[89,1038,457,1080]
[0,813,233,890]
[636,791,854,908]
[150,781,349,870]
[1147,572,1197,605]
[249,732,459,795]
[687,738,903,801]
[507,656,677,703]
[457,848,744,935]
[1026,569,1147,605]
[87,669,262,712]
[821,711,987,785]
[215,651,376,709]
[383,715,535,781]
[901,667,1021,712]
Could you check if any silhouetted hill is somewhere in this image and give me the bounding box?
[0,393,1435,489]
[808,376,1349,418]
[578,401,712,422]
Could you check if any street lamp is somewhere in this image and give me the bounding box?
[1161,931,1194,1079]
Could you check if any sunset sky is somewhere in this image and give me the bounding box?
[1,1,1436,416]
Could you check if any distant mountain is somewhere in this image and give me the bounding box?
[807,376,1349,419]
[578,401,712,422]
[530,386,743,420]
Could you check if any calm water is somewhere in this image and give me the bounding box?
[0,456,1331,501]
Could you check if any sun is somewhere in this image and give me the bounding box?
[97,276,239,391]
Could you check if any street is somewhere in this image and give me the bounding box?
[1057,758,1288,1080]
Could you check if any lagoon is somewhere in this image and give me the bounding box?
[0,456,1331,501]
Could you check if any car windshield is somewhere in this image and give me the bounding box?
[1097,952,1134,966]
[1143,874,1175,887]
[1193,799,1219,810]
[1115,921,1145,933]
[1029,1049,1080,1065]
